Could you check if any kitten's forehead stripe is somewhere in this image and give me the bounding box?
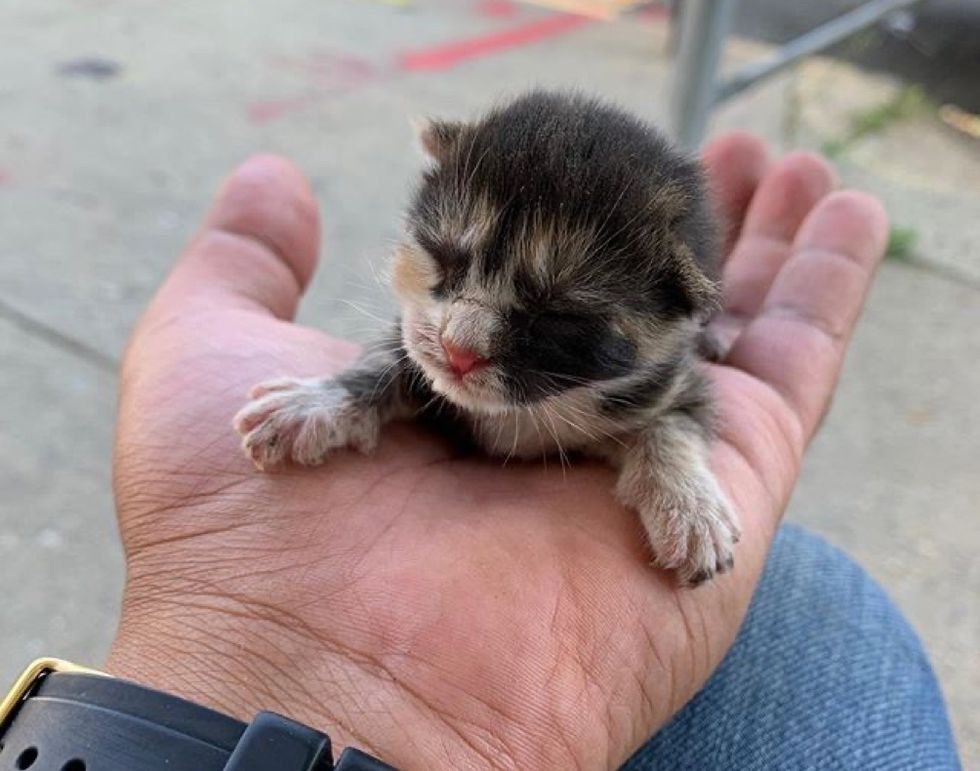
[412,91,717,316]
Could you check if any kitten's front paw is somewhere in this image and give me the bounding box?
[233,377,380,470]
[623,470,741,586]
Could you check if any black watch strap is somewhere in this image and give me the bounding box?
[0,669,396,771]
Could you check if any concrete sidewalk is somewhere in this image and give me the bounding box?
[1,0,977,764]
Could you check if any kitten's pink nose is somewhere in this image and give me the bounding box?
[441,339,487,377]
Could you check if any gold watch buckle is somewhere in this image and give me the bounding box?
[1,658,107,730]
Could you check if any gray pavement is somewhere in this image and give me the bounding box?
[1,0,977,765]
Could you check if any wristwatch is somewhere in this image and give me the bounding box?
[0,659,397,770]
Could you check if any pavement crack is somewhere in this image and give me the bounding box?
[891,257,980,293]
[0,298,117,374]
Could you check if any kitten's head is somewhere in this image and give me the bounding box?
[392,92,719,415]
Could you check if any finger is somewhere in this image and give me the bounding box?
[721,153,837,322]
[153,155,320,321]
[724,191,889,441]
[700,132,769,257]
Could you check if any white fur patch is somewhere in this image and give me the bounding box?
[614,416,740,585]
[467,388,625,460]
[233,377,380,470]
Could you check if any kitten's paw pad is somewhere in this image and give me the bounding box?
[233,378,379,470]
[642,480,740,587]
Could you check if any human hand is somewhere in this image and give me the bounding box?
[106,135,887,769]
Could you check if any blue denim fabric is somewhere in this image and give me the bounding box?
[622,524,960,771]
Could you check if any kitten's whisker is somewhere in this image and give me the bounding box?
[502,408,521,467]
[555,400,628,448]
[419,392,443,414]
[523,369,599,389]
[366,260,389,291]
[492,409,507,452]
[366,353,411,404]
[331,326,396,342]
[540,404,569,479]
[342,276,391,297]
[371,356,409,390]
[339,300,390,326]
[545,403,600,444]
[526,405,548,473]
[522,371,629,448]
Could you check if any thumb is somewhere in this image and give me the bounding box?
[151,155,320,322]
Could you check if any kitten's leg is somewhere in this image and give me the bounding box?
[233,335,411,470]
[614,378,741,585]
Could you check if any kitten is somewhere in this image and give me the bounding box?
[234,91,740,585]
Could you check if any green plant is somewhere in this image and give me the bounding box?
[822,85,929,158]
[886,225,918,261]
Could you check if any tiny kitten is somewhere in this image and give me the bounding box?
[234,91,740,585]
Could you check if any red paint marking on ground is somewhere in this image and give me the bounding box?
[251,51,385,123]
[271,51,379,87]
[635,3,669,22]
[325,53,379,80]
[476,0,519,18]
[398,13,593,72]
[247,95,316,124]
[0,169,10,186]
[249,12,593,124]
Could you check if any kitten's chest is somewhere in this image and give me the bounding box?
[464,392,622,461]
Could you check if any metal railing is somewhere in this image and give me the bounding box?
[671,0,929,148]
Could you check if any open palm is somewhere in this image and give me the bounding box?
[106,134,886,770]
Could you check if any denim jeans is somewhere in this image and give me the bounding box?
[623,524,961,771]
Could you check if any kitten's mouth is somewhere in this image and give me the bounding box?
[410,347,513,415]
[401,316,515,413]
[434,366,512,414]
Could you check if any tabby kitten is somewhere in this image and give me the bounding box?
[234,91,740,585]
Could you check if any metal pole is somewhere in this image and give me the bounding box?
[717,0,927,102]
[670,0,737,149]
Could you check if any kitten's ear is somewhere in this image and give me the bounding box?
[412,117,464,165]
[652,180,721,315]
[674,254,721,316]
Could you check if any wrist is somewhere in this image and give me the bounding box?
[107,492,658,771]
[1,658,386,771]
[104,588,499,770]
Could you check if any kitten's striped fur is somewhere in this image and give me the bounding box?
[235,92,740,585]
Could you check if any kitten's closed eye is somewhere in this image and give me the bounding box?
[422,239,470,271]
[416,235,473,296]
